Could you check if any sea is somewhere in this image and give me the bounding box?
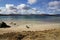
[0,15,60,23]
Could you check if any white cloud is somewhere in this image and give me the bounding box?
[32,8,38,11]
[48,1,60,14]
[0,7,6,14]
[6,4,17,10]
[0,3,45,14]
[6,4,14,9]
[48,1,60,9]
[27,0,37,4]
[5,4,17,14]
[17,4,30,10]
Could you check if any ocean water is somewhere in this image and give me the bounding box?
[0,16,60,23]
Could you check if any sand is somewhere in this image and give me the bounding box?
[0,20,60,40]
[0,20,60,34]
[0,29,60,40]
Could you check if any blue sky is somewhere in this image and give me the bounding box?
[0,0,60,14]
[0,0,59,7]
[0,0,27,6]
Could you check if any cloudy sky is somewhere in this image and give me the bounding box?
[0,0,60,14]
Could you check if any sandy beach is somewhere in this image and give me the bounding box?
[0,27,60,40]
[0,20,60,40]
[0,20,60,34]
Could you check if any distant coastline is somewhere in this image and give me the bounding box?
[0,14,60,16]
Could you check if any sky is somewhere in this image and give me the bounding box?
[0,0,60,14]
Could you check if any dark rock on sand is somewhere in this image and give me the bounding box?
[10,22,16,25]
[26,25,30,29]
[0,22,10,28]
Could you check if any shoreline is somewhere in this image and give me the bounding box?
[0,22,60,34]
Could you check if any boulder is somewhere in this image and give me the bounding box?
[0,22,10,28]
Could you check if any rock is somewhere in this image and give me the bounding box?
[10,22,16,25]
[14,23,16,25]
[0,22,10,28]
[26,25,30,29]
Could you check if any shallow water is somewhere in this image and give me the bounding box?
[0,16,60,23]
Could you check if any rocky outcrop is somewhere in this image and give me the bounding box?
[0,22,10,28]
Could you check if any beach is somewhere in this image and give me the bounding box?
[0,16,60,40]
[0,20,60,34]
[0,27,60,40]
[0,0,60,40]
